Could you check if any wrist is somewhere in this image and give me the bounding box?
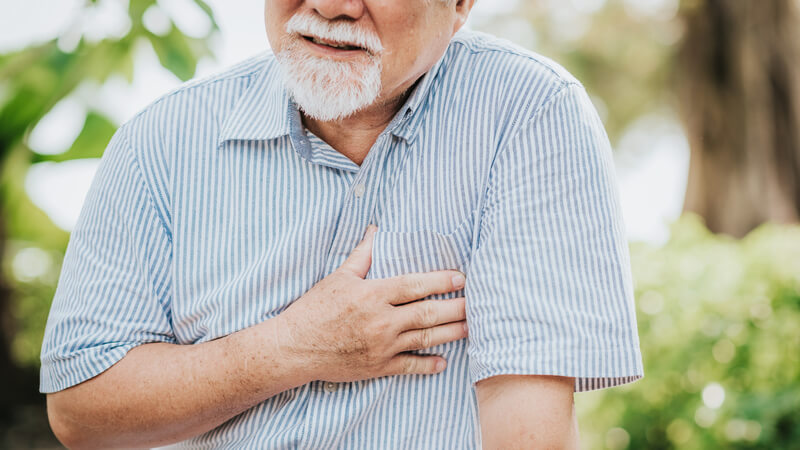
[226,315,314,396]
[268,313,318,384]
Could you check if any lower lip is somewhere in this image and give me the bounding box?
[301,37,366,58]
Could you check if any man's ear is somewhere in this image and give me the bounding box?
[452,0,476,34]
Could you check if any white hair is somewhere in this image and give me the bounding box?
[275,2,468,121]
[276,11,383,121]
[284,11,383,55]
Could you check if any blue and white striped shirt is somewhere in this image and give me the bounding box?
[40,29,643,449]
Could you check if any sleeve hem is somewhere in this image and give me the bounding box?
[471,368,644,393]
[469,345,645,393]
[39,342,147,394]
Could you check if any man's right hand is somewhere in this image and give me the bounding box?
[275,224,468,383]
[45,224,465,449]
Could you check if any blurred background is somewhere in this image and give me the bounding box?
[1,0,799,448]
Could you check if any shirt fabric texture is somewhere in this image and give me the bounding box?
[40,29,644,449]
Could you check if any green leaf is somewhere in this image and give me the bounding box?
[31,112,116,163]
[129,0,158,27]
[0,143,70,247]
[191,0,220,32]
[79,39,136,84]
[146,27,209,81]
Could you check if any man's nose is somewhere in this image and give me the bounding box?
[304,0,365,20]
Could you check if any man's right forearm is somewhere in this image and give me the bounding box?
[47,316,310,449]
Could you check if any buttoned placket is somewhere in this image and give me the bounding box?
[319,132,396,275]
[295,131,396,400]
[353,182,366,198]
[294,109,419,450]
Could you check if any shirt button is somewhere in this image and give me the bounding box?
[324,381,338,393]
[354,183,366,198]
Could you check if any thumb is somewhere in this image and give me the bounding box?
[339,224,377,278]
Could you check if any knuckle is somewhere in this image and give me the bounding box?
[365,320,390,342]
[402,357,416,374]
[413,277,427,295]
[423,328,433,347]
[415,328,432,349]
[402,276,425,298]
[364,350,382,369]
[394,278,410,297]
[362,322,379,341]
[357,280,377,300]
[371,317,389,334]
[415,303,437,328]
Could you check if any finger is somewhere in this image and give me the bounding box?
[339,224,377,278]
[384,353,448,376]
[394,297,466,331]
[396,321,468,352]
[384,270,466,305]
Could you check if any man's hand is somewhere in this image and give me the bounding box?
[276,224,469,382]
[45,224,467,449]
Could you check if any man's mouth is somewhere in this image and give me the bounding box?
[301,35,365,52]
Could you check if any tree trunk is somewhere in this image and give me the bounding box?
[678,0,800,237]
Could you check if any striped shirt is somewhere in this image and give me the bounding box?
[40,29,643,449]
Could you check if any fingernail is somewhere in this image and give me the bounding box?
[451,273,465,289]
[463,321,469,334]
[435,360,446,372]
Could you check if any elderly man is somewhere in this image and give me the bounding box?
[41,0,643,448]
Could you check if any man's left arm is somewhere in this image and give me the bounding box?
[465,81,643,447]
[476,375,579,449]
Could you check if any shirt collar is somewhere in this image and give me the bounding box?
[217,56,293,146]
[388,51,448,143]
[217,47,449,147]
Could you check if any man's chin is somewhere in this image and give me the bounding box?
[297,106,360,123]
[277,54,382,122]
[292,91,376,122]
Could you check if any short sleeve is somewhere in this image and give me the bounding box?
[39,125,176,394]
[465,83,644,392]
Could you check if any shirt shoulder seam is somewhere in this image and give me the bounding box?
[475,81,579,249]
[449,37,572,85]
[520,81,581,130]
[118,124,174,245]
[126,65,263,126]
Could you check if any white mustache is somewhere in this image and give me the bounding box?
[285,11,384,55]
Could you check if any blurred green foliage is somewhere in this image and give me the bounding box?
[2,1,800,447]
[9,211,799,448]
[577,214,800,449]
[0,0,218,368]
[475,0,681,143]
[0,2,218,443]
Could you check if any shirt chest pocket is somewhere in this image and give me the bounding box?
[366,212,474,297]
[366,220,473,357]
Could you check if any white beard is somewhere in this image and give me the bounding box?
[276,13,383,122]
